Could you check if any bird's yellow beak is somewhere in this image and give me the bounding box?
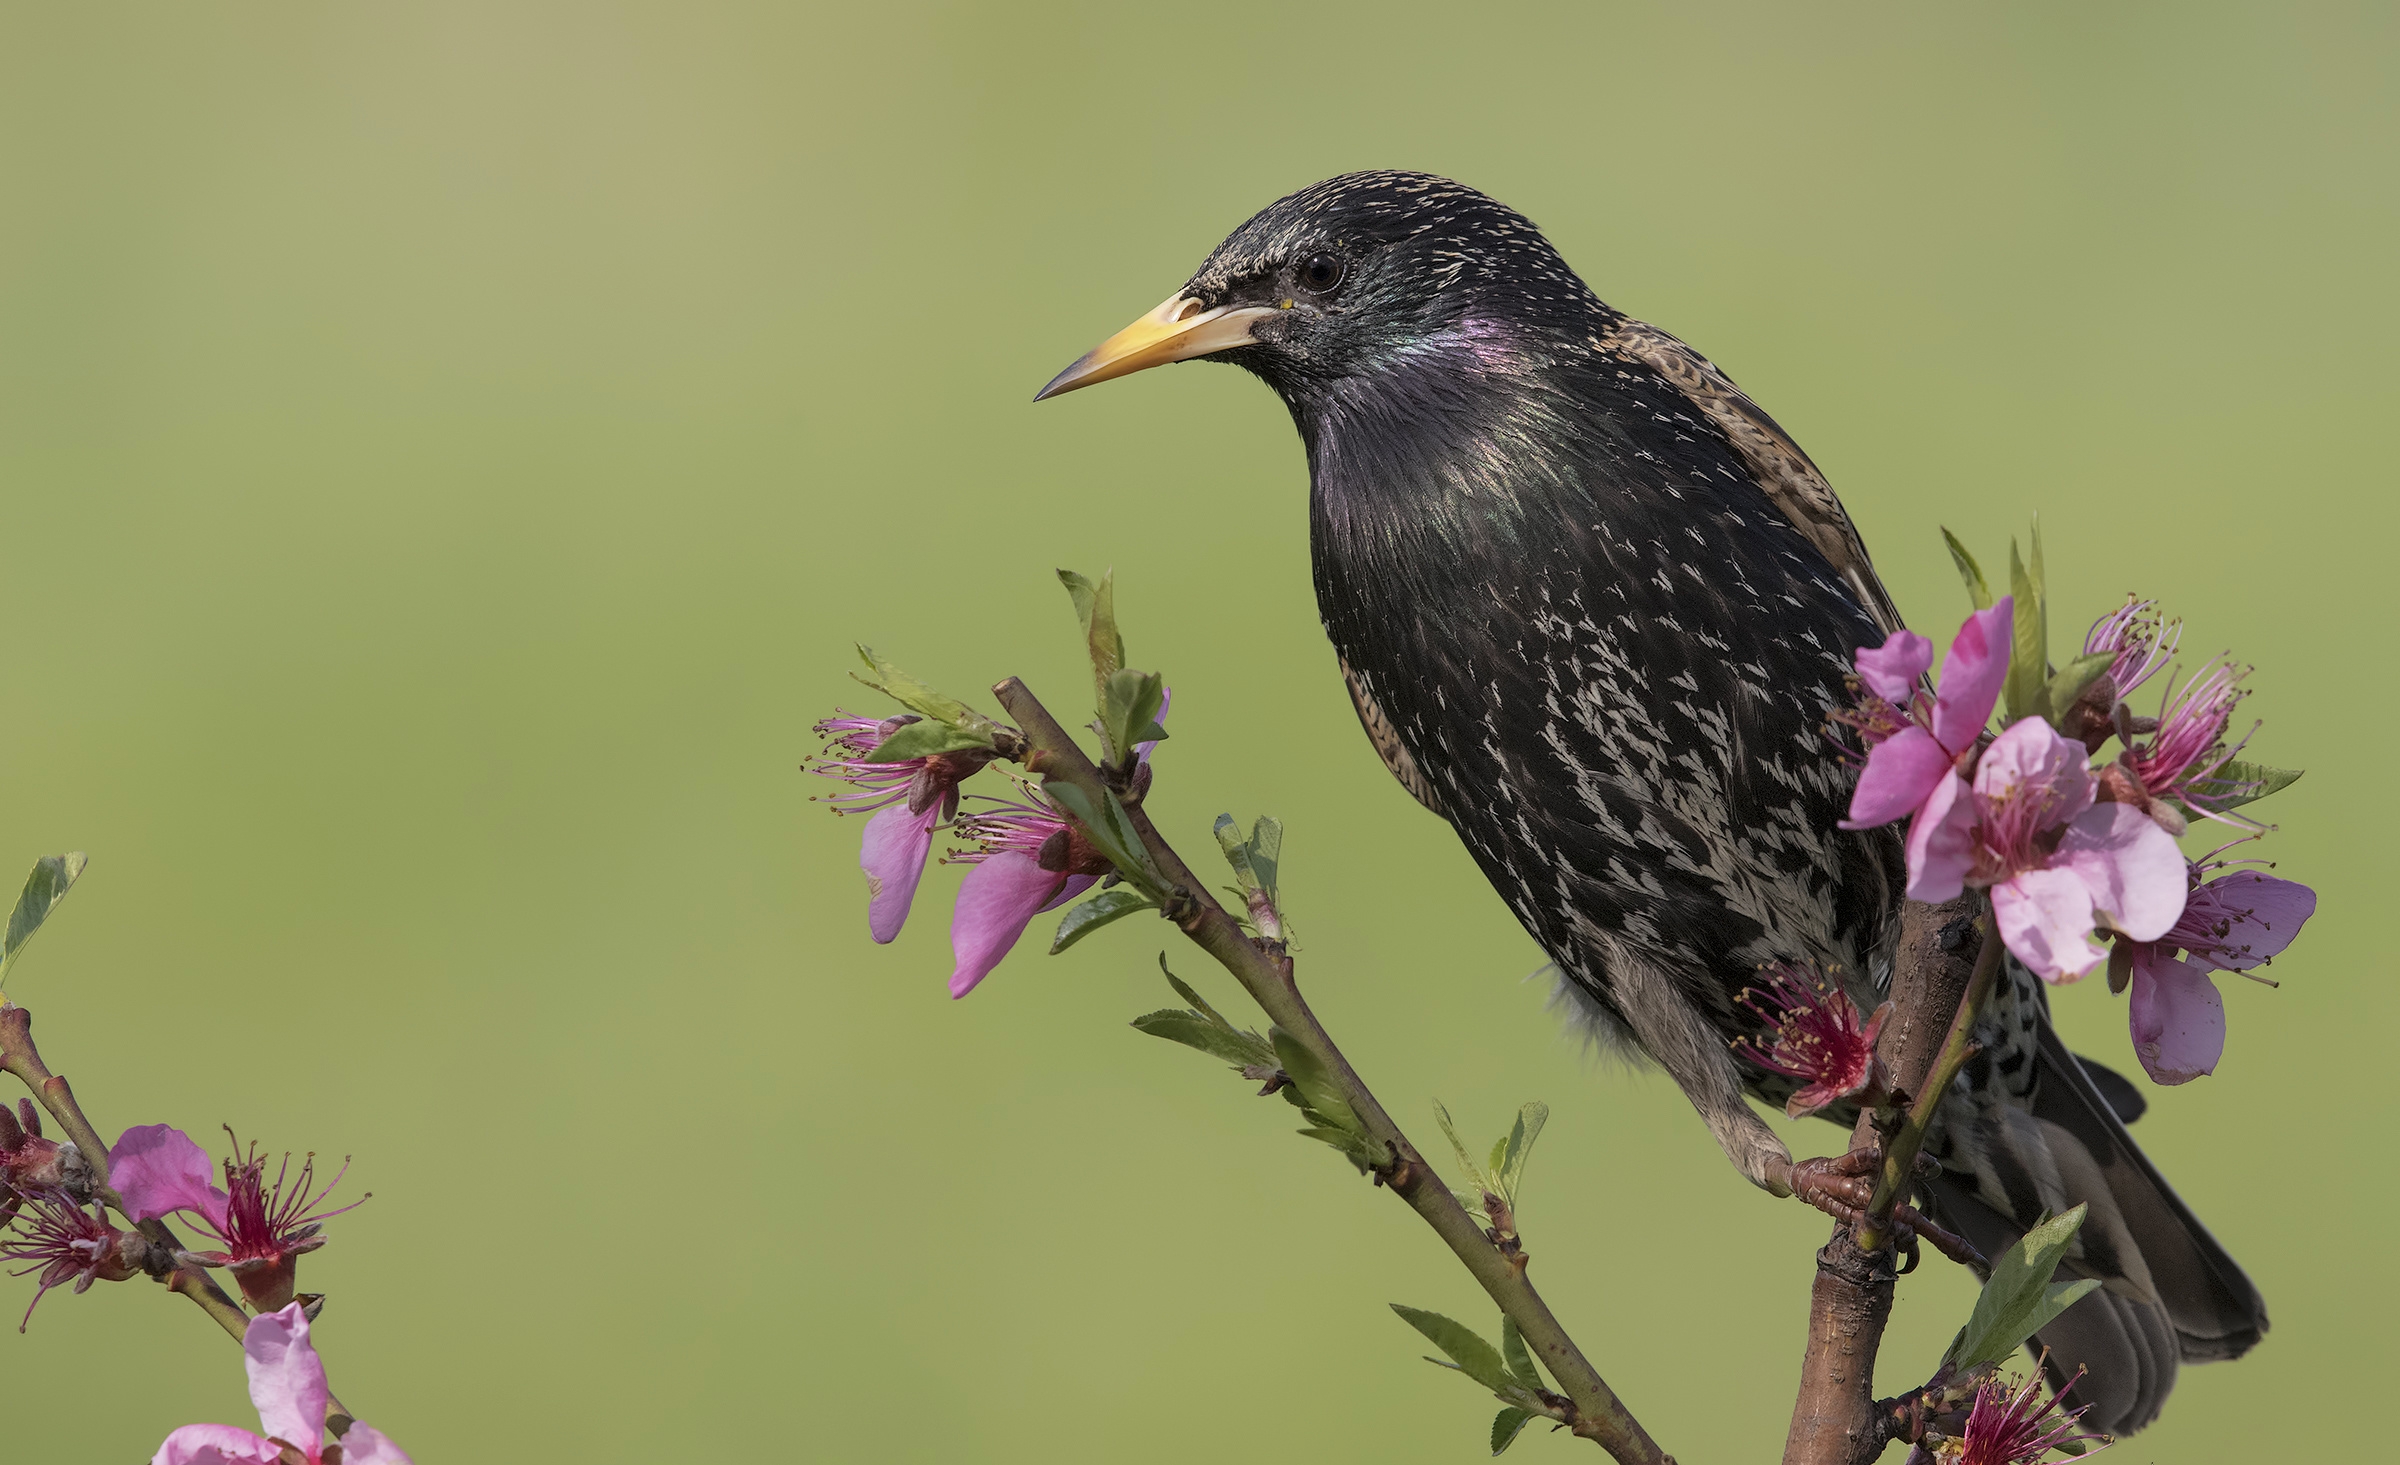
[1034,294,1280,401]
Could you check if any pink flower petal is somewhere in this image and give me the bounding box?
[2056,803,2187,943]
[1931,598,2013,753]
[947,852,1067,999]
[1035,872,1100,916]
[335,1424,414,1465]
[243,1305,329,1453]
[1993,865,2106,981]
[110,1125,230,1230]
[1971,716,2093,822]
[1854,629,1934,703]
[860,801,940,944]
[1903,771,1977,903]
[1841,725,1953,830]
[2187,871,2317,971]
[150,1424,285,1465]
[2129,950,2225,1084]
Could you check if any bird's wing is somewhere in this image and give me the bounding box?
[1605,319,1904,636]
[1339,655,1446,816]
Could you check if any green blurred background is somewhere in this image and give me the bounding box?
[1,3,2389,1459]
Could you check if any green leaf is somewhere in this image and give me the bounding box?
[1101,667,1167,767]
[1131,1010,1276,1067]
[1051,887,1156,954]
[1246,816,1283,903]
[2188,759,2304,812]
[1042,782,1161,895]
[2003,538,2048,723]
[850,646,995,732]
[1214,814,1258,888]
[1433,1099,1496,1197]
[1272,1027,1360,1137]
[1159,953,1237,1030]
[1941,528,1994,611]
[1057,567,1123,700]
[1390,1305,1517,1396]
[861,719,995,763]
[1948,1203,2096,1370]
[2041,651,2117,728]
[1,854,87,981]
[1500,1316,1544,1392]
[1494,1102,1549,1207]
[1491,1408,1533,1455]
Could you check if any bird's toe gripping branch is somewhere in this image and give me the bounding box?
[1778,1148,1983,1274]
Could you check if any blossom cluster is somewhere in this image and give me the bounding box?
[1838,594,2314,1084]
[810,695,1165,997]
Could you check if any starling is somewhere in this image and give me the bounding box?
[1036,172,2264,1433]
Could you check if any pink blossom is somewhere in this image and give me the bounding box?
[943,692,1168,998]
[810,712,996,943]
[2083,596,2178,701]
[1840,600,2012,832]
[2121,862,2315,1084]
[944,798,1106,999]
[0,1099,76,1195]
[1733,964,1893,1118]
[1955,1368,2110,1464]
[152,1304,410,1465]
[110,1127,364,1313]
[1912,719,2186,982]
[2,1189,148,1330]
[2123,655,2252,823]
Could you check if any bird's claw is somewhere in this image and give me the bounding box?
[1783,1148,1987,1273]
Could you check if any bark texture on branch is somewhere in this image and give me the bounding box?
[1781,895,1983,1465]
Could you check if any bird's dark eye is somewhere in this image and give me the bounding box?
[1297,252,1344,292]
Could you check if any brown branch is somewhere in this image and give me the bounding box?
[994,677,1675,1465]
[1781,896,1987,1465]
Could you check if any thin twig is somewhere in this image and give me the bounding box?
[1858,922,2003,1250]
[995,677,1675,1465]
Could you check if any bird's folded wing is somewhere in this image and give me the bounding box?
[1605,319,1905,636]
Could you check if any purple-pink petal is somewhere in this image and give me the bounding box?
[1930,597,2013,753]
[860,801,940,944]
[2187,871,2317,971]
[242,1304,330,1453]
[150,1423,285,1465]
[1903,770,1977,903]
[1854,629,1933,704]
[2054,803,2187,943]
[110,1125,230,1230]
[1971,716,2093,820]
[1841,725,1953,830]
[334,1425,413,1465]
[2130,951,2225,1084]
[1993,865,2106,981]
[1035,872,1100,916]
[948,852,1068,999]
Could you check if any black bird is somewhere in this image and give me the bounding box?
[1036,171,2264,1434]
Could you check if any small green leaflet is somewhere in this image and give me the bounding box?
[861,719,994,763]
[1,854,87,984]
[1057,568,1124,703]
[1945,1203,2103,1370]
[850,646,992,731]
[1101,666,1167,767]
[1274,1026,1390,1170]
[2040,651,2116,728]
[2188,759,2304,813]
[2003,535,2049,724]
[1491,1409,1533,1455]
[1390,1305,1520,1397]
[1434,1098,1498,1210]
[1051,887,1156,954]
[1042,782,1163,896]
[1434,1099,1549,1218]
[1500,1316,1544,1393]
[1214,813,1287,936]
[1129,955,1276,1069]
[1942,528,1995,611]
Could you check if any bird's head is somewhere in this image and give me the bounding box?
[1035,172,1591,408]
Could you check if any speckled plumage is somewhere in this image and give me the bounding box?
[1105,171,2262,1433]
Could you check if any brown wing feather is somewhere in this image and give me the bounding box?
[1339,657,1445,816]
[1605,320,1904,635]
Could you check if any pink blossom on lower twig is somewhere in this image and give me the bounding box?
[2120,859,2316,1084]
[1,1188,149,1330]
[151,1303,411,1465]
[2082,596,2178,703]
[1733,964,1893,1118]
[944,798,1106,998]
[810,712,997,943]
[1948,1368,2109,1463]
[110,1126,365,1313]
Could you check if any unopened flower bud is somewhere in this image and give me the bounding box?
[0,1100,86,1201]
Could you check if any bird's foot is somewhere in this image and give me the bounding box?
[1775,1148,1986,1273]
